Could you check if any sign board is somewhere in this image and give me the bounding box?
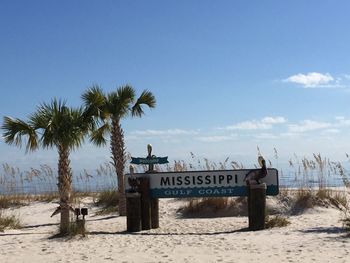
[126,168,279,198]
[131,156,169,165]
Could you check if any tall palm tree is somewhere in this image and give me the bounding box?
[82,85,156,216]
[2,99,92,234]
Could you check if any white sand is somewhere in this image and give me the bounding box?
[1,198,349,263]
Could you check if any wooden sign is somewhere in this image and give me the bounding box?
[130,156,169,165]
[126,168,278,198]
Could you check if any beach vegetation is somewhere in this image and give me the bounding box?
[265,215,291,228]
[0,195,26,208]
[342,216,350,234]
[178,197,248,217]
[94,189,119,215]
[291,188,348,214]
[2,99,94,235]
[0,211,21,232]
[65,220,87,237]
[82,85,156,216]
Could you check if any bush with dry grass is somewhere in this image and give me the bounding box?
[178,197,248,218]
[0,195,27,209]
[265,215,291,228]
[342,217,350,235]
[94,189,119,215]
[291,188,348,214]
[0,211,21,232]
[0,193,62,209]
[65,220,87,237]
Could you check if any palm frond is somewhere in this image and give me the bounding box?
[132,90,156,117]
[117,85,135,104]
[82,85,107,119]
[90,123,110,146]
[2,116,38,152]
[108,85,135,118]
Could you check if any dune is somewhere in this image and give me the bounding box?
[0,198,349,263]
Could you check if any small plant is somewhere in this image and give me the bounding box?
[32,193,59,203]
[265,215,291,228]
[292,188,314,213]
[343,217,350,232]
[94,189,119,215]
[179,197,230,216]
[343,217,350,234]
[0,211,21,232]
[94,206,118,216]
[0,195,26,209]
[65,220,87,237]
[50,219,87,238]
[178,197,248,217]
[291,188,348,214]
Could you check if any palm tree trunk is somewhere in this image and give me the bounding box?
[58,145,72,234]
[111,119,126,216]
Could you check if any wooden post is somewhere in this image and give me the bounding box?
[151,198,159,228]
[139,177,151,230]
[248,183,266,231]
[126,192,142,232]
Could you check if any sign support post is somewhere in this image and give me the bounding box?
[126,192,142,232]
[139,177,151,230]
[129,144,168,230]
[248,183,267,231]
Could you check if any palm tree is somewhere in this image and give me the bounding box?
[82,85,156,216]
[2,99,93,234]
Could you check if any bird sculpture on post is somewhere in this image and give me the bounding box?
[128,165,140,193]
[147,144,154,172]
[244,156,268,185]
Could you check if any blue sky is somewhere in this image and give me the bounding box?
[1,0,350,171]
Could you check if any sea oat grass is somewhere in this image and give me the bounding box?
[291,188,348,214]
[180,197,230,215]
[94,206,118,216]
[0,212,21,232]
[0,195,27,209]
[179,197,248,217]
[50,220,87,238]
[94,189,119,215]
[66,220,87,236]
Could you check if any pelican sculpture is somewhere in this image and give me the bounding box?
[244,156,268,185]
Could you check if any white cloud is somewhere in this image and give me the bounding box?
[284,72,334,88]
[130,129,198,136]
[254,133,279,140]
[261,116,287,124]
[288,120,331,133]
[342,74,350,80]
[196,134,237,142]
[226,121,271,130]
[335,116,345,121]
[224,116,286,130]
[322,129,340,134]
[335,117,350,126]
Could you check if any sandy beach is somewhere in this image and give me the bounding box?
[0,197,349,263]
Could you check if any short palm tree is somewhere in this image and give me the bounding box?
[82,85,156,216]
[2,99,92,234]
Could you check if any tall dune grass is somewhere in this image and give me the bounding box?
[0,150,349,205]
